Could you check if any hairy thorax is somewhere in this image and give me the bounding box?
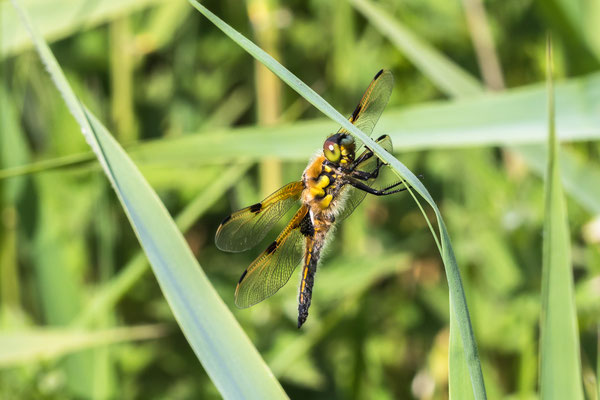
[301,154,348,226]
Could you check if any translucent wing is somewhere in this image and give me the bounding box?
[336,135,393,222]
[338,69,394,139]
[215,181,304,252]
[235,205,310,308]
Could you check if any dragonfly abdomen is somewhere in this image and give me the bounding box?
[298,220,331,328]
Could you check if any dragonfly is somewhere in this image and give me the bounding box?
[215,69,408,328]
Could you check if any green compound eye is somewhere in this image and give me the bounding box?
[339,135,355,155]
[323,140,341,162]
[339,135,354,148]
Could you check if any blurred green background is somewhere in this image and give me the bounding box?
[2,0,600,398]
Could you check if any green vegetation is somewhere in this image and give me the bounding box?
[1,0,599,399]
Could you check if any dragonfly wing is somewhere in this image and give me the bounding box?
[235,205,311,308]
[338,69,394,139]
[336,135,393,223]
[215,181,304,252]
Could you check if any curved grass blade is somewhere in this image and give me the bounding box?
[11,1,288,398]
[539,38,584,400]
[187,1,486,398]
[73,163,251,327]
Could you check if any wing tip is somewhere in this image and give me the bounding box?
[214,216,231,246]
[374,68,394,86]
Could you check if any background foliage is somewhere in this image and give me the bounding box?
[1,0,600,398]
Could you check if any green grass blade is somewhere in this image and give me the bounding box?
[11,1,288,398]
[0,325,165,367]
[0,83,29,316]
[350,0,484,98]
[188,2,486,398]
[449,302,474,399]
[539,39,584,400]
[0,152,96,180]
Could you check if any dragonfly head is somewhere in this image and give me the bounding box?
[323,133,355,166]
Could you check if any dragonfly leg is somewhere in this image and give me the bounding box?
[379,180,407,191]
[348,178,409,196]
[351,150,374,169]
[352,169,374,181]
[351,134,392,168]
[352,158,386,181]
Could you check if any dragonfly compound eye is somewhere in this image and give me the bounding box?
[339,135,355,156]
[323,139,341,163]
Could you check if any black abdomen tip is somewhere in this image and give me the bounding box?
[297,304,309,328]
[298,313,307,328]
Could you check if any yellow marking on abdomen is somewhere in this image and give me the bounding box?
[300,251,312,303]
[301,261,309,291]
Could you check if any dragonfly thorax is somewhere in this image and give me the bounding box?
[323,133,355,166]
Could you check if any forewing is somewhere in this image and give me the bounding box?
[215,181,304,252]
[336,135,393,222]
[338,69,394,138]
[235,205,310,308]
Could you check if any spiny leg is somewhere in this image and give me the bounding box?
[348,178,409,196]
[378,174,424,191]
[352,157,386,181]
[350,134,391,171]
[351,149,374,168]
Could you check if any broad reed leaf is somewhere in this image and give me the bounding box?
[2,72,600,180]
[11,1,288,398]
[188,1,487,398]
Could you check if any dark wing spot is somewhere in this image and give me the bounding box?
[219,215,232,226]
[299,212,314,237]
[249,203,262,213]
[374,69,384,80]
[238,269,248,284]
[376,134,387,141]
[351,104,362,122]
[266,241,278,254]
